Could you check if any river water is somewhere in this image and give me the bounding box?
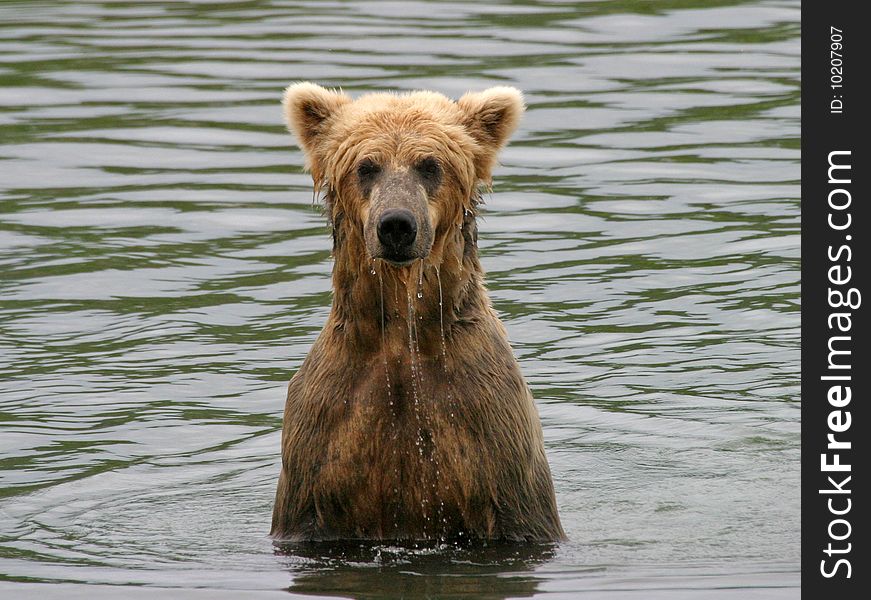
[0,1,800,598]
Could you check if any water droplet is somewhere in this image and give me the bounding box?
[417,291,423,299]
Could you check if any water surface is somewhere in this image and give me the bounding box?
[0,0,800,597]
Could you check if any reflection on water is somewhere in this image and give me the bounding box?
[278,541,554,599]
[0,0,799,597]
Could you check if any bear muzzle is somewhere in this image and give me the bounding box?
[365,170,434,266]
[377,209,418,263]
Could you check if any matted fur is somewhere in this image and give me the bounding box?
[272,82,565,542]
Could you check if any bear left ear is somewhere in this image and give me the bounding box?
[283,82,351,157]
[457,86,525,182]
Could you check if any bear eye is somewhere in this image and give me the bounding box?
[415,157,441,181]
[356,159,381,182]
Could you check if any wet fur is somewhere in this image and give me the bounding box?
[272,83,565,542]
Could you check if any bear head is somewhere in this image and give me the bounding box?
[282,82,524,267]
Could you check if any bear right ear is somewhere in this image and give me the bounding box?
[283,82,351,155]
[456,86,525,184]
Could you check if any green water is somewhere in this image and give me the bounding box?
[0,1,800,597]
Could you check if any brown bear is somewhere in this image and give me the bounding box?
[271,82,565,543]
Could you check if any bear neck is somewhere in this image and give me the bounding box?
[327,212,489,357]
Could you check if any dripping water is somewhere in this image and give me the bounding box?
[435,264,452,537]
[435,265,447,374]
[378,264,393,409]
[377,263,401,536]
[417,259,424,299]
[405,275,427,529]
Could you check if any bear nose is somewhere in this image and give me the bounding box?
[377,209,417,255]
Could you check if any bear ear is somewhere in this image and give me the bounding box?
[457,86,525,181]
[283,82,351,154]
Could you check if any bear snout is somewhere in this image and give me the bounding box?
[377,209,418,260]
[365,169,434,266]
